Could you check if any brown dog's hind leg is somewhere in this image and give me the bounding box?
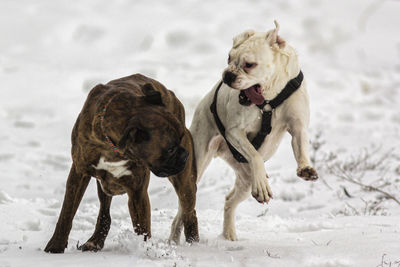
[44,164,91,253]
[78,180,112,252]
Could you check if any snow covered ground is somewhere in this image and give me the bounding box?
[1,0,400,266]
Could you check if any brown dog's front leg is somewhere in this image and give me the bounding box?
[169,176,199,244]
[44,164,91,253]
[169,131,199,244]
[126,189,151,240]
[78,180,112,252]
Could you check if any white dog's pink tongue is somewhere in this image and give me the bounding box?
[244,85,264,105]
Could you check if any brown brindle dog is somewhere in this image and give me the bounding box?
[44,74,199,253]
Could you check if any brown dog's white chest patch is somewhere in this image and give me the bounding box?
[93,156,132,178]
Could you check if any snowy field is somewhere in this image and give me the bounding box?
[1,0,400,266]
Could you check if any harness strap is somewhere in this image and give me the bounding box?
[210,71,304,163]
[210,81,248,162]
[258,71,304,110]
[99,95,127,158]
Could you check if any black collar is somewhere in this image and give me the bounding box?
[239,71,304,109]
[99,95,127,159]
[210,71,304,163]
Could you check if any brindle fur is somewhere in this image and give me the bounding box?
[44,74,199,253]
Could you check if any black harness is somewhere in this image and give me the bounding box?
[210,71,304,163]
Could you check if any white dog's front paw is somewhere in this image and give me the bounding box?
[251,175,273,204]
[223,227,238,241]
[297,166,318,181]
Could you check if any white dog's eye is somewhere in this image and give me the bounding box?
[228,55,231,63]
[244,62,257,69]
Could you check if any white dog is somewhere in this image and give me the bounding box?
[169,21,318,243]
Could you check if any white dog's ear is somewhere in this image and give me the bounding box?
[232,30,255,48]
[266,20,286,49]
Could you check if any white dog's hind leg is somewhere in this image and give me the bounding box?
[190,114,220,182]
[223,169,251,241]
[169,206,183,244]
[288,120,318,181]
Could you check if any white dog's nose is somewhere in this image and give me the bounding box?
[223,71,237,86]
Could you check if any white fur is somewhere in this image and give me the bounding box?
[169,22,318,243]
[93,156,132,178]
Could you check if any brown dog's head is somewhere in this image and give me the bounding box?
[118,85,188,177]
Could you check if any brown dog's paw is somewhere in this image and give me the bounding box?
[297,166,318,181]
[44,239,67,253]
[183,211,200,244]
[184,227,200,244]
[77,241,103,252]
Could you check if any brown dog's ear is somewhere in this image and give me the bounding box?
[118,123,150,149]
[266,20,286,49]
[142,83,164,106]
[232,29,255,48]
